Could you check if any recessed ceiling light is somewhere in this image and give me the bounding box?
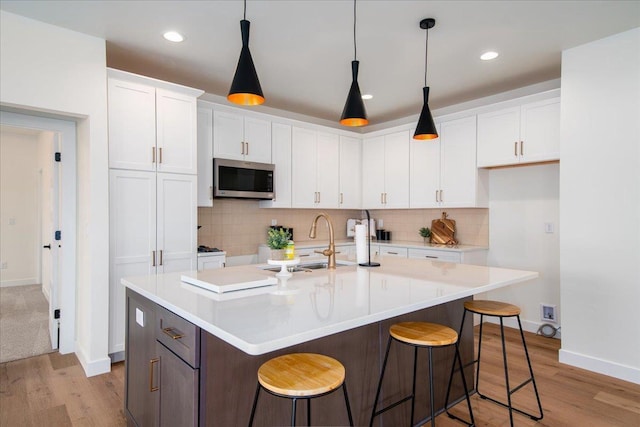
[480,51,499,61]
[163,31,184,43]
[362,94,373,100]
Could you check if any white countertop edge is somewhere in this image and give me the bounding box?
[123,269,537,355]
[260,241,488,253]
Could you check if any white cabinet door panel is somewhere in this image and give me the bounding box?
[383,131,410,208]
[410,126,440,208]
[213,110,245,161]
[108,79,156,171]
[261,123,292,207]
[156,89,198,174]
[440,116,477,207]
[339,136,362,209]
[109,170,156,354]
[157,173,197,274]
[244,117,272,163]
[291,127,318,207]
[477,106,520,167]
[520,98,560,163]
[316,132,340,208]
[362,136,385,208]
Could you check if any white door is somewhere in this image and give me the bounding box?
[44,133,61,349]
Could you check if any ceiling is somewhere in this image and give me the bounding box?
[1,1,639,129]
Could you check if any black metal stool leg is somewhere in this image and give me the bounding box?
[499,318,514,426]
[291,397,297,426]
[517,316,544,420]
[370,335,393,427]
[411,346,418,427]
[428,347,435,427]
[342,381,354,426]
[248,383,261,427]
[307,398,311,426]
[475,314,485,395]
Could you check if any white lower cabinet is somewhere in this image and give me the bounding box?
[408,248,487,265]
[197,253,226,271]
[378,246,408,258]
[109,170,197,355]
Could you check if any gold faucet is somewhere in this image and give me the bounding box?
[308,212,336,269]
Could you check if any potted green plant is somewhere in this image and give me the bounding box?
[419,227,431,244]
[267,227,292,260]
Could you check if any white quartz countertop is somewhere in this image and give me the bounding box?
[122,257,535,356]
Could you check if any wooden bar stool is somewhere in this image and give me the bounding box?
[248,352,354,426]
[446,300,543,426]
[370,322,474,427]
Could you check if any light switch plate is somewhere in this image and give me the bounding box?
[136,307,144,327]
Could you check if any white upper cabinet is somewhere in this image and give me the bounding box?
[362,130,410,209]
[108,71,200,174]
[339,136,362,209]
[477,97,560,167]
[291,127,340,208]
[411,116,487,208]
[213,110,271,164]
[260,123,292,208]
[197,106,214,207]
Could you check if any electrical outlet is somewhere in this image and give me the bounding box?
[540,303,557,323]
[271,219,277,226]
[1,262,7,269]
[544,222,554,233]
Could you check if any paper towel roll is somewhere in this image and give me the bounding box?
[355,224,367,264]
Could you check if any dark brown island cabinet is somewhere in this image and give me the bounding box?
[125,288,474,427]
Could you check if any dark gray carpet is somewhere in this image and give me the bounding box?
[0,284,54,363]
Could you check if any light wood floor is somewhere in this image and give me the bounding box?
[1,324,638,426]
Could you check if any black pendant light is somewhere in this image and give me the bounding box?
[228,0,264,106]
[414,18,438,140]
[340,0,368,126]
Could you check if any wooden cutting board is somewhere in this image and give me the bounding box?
[430,212,458,245]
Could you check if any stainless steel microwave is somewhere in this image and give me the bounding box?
[213,158,275,200]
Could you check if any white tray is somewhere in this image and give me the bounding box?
[181,269,277,293]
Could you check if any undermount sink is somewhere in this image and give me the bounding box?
[262,260,353,273]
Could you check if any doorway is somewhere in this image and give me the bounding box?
[0,111,77,359]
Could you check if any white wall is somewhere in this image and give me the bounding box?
[0,128,39,287]
[560,28,640,384]
[486,164,560,334]
[0,11,110,376]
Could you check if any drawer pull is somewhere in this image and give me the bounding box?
[162,327,184,340]
[425,255,438,259]
[387,251,398,255]
[149,358,159,392]
[299,254,310,257]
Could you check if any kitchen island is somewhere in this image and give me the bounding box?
[123,257,537,426]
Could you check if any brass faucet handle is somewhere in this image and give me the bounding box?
[314,248,333,256]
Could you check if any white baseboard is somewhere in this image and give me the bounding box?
[0,277,39,287]
[42,284,50,302]
[559,349,640,385]
[75,341,111,377]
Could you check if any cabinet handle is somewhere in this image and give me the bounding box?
[149,358,159,392]
[299,254,310,257]
[152,250,156,267]
[340,193,344,204]
[380,193,384,204]
[152,147,156,163]
[241,141,245,155]
[162,326,184,340]
[514,141,518,157]
[246,142,249,156]
[435,190,439,203]
[209,186,213,200]
[388,251,398,255]
[158,250,163,266]
[158,147,162,164]
[317,192,320,203]
[439,190,443,203]
[425,255,438,259]
[520,140,524,156]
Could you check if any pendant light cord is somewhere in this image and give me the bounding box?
[353,0,357,60]
[243,0,247,20]
[424,24,429,87]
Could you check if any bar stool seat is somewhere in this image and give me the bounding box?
[370,322,474,427]
[249,353,354,426]
[447,299,543,426]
